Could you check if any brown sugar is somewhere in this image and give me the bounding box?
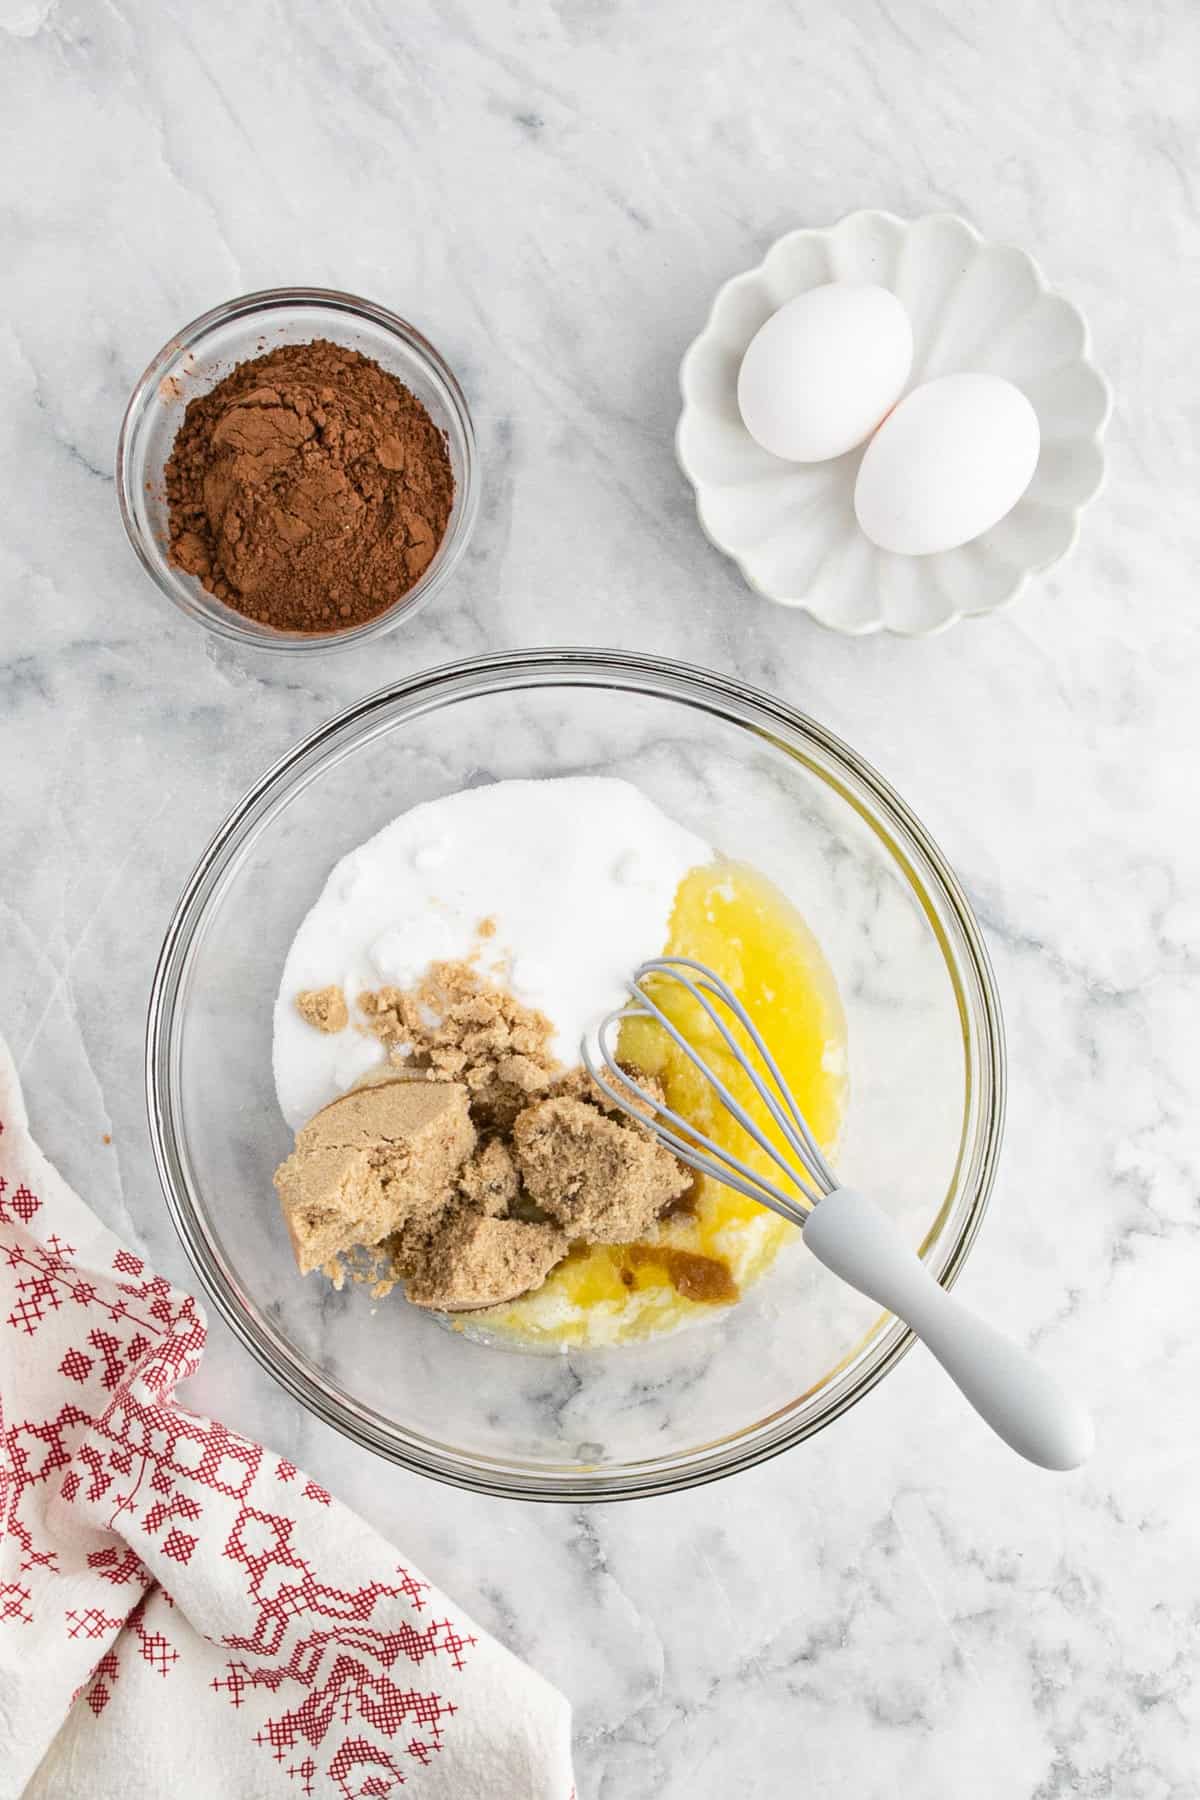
[659,1182,700,1220]
[164,340,454,634]
[273,1075,474,1276]
[360,960,559,1129]
[512,1090,689,1242]
[397,1210,567,1312]
[456,1137,521,1215]
[279,961,692,1315]
[295,985,348,1034]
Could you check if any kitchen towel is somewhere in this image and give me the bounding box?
[0,1036,574,1799]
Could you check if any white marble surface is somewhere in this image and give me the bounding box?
[2,2,1198,1794]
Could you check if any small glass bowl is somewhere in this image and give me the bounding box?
[147,649,1006,1502]
[115,287,479,653]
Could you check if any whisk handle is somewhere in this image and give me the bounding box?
[803,1188,1094,1471]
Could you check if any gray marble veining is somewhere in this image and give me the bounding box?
[2,1,1198,1794]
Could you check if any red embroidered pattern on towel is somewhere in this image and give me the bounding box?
[0,1131,480,1797]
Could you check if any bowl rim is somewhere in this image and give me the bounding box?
[146,647,1006,1501]
[115,284,480,654]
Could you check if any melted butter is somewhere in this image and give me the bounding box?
[467,859,847,1349]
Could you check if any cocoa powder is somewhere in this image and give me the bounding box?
[164,340,454,633]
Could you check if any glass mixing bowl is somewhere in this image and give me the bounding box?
[147,650,1005,1500]
[116,286,478,652]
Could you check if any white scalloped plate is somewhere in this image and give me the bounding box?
[677,211,1112,636]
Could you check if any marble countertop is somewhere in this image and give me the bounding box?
[3,2,1198,1793]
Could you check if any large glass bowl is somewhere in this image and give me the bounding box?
[147,650,1005,1500]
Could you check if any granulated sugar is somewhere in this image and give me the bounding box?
[273,776,712,1131]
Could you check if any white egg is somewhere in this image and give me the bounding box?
[854,372,1041,556]
[737,282,913,462]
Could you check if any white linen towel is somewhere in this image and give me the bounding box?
[0,1036,574,1799]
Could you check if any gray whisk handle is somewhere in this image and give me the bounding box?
[803,1187,1094,1471]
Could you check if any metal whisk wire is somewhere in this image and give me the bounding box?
[580,954,1094,1473]
[580,954,838,1225]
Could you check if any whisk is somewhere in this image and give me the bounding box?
[582,956,1093,1471]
